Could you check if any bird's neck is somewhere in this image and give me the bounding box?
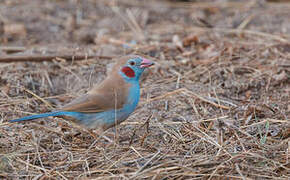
[123,81,140,111]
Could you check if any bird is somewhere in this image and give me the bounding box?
[9,55,154,133]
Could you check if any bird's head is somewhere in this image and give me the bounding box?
[116,55,154,82]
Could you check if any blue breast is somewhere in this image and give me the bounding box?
[70,81,140,129]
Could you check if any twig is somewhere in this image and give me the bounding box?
[129,114,152,146]
[237,14,255,29]
[120,0,253,9]
[142,88,231,110]
[16,158,49,173]
[53,58,84,82]
[141,88,185,104]
[182,89,231,110]
[23,88,54,109]
[130,150,161,179]
[235,164,246,180]
[193,126,232,157]
[0,46,26,54]
[0,54,114,63]
[152,26,289,43]
[187,27,290,43]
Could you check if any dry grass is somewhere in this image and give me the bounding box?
[0,0,289,179]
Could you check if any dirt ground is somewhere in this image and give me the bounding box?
[0,0,289,179]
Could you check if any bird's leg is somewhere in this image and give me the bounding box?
[70,121,114,143]
[67,122,102,141]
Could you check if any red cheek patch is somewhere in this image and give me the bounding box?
[121,66,135,78]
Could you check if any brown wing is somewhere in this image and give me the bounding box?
[61,93,114,113]
[62,76,130,113]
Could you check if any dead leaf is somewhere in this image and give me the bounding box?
[172,35,183,52]
[182,34,199,47]
[4,23,27,37]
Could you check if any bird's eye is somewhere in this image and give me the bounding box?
[129,61,136,66]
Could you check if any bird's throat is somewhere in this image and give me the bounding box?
[121,66,135,78]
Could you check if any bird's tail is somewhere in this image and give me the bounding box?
[9,111,70,123]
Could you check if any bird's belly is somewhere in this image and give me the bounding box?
[72,105,136,130]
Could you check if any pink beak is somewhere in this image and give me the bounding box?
[140,58,154,68]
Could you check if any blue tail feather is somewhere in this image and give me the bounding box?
[9,111,78,123]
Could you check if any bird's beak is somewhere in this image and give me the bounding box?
[140,58,154,68]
